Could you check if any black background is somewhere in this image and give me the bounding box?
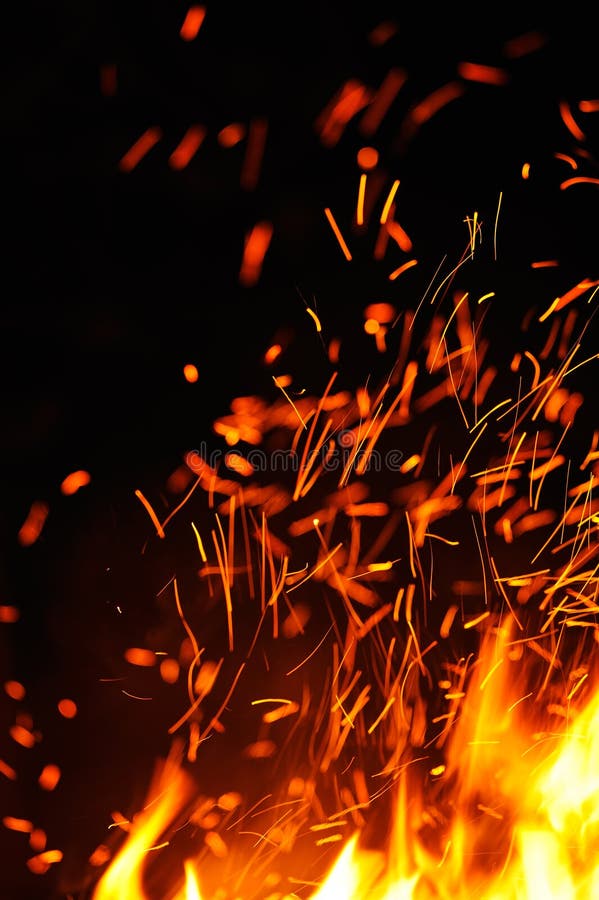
[1,4,598,898]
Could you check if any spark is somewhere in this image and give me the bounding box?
[179,6,206,41]
[388,258,418,281]
[559,100,585,141]
[118,128,162,172]
[458,62,509,85]
[60,470,91,495]
[560,176,599,190]
[380,179,400,224]
[361,67,406,135]
[134,489,165,538]
[356,173,367,225]
[169,125,206,169]
[409,82,464,128]
[239,221,274,287]
[324,208,352,260]
[306,307,323,332]
[18,501,49,547]
[493,190,503,260]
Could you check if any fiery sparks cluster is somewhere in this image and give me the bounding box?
[101,248,598,898]
[3,10,599,900]
[95,206,598,895]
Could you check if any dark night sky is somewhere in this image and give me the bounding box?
[0,5,598,898]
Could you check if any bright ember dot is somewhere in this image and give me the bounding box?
[183,364,199,383]
[5,681,25,701]
[18,501,49,547]
[218,123,246,148]
[124,647,157,667]
[60,470,91,496]
[160,658,180,684]
[57,698,77,719]
[38,764,61,791]
[264,343,282,365]
[357,146,379,170]
[0,606,20,623]
[29,829,46,852]
[364,318,380,335]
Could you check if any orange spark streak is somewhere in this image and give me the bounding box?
[3,817,33,833]
[118,128,162,172]
[134,489,165,538]
[0,760,17,780]
[521,162,530,179]
[39,764,61,791]
[458,62,509,85]
[464,611,490,630]
[579,99,599,112]
[241,118,268,191]
[559,100,585,141]
[169,125,206,170]
[554,152,578,169]
[386,220,413,252]
[239,221,274,287]
[324,208,352,260]
[18,501,49,547]
[388,258,418,281]
[531,259,559,268]
[10,725,35,748]
[560,177,599,190]
[409,82,464,127]
[179,6,206,41]
[360,68,406,136]
[539,279,599,321]
[503,31,546,58]
[317,80,371,147]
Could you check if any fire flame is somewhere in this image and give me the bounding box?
[92,621,599,898]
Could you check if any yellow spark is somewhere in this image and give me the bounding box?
[380,179,400,223]
[306,307,322,332]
